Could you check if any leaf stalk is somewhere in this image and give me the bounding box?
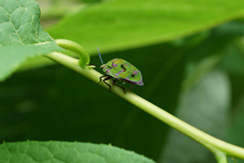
[45,40,244,161]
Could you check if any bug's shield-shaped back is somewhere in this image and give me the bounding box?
[101,58,143,86]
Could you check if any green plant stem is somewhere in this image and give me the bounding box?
[214,151,228,163]
[55,39,90,68]
[46,51,244,160]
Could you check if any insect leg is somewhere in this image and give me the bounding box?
[99,75,109,84]
[103,76,112,92]
[112,79,126,94]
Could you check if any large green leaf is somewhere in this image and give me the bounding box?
[21,1,244,72]
[0,141,155,163]
[0,22,242,161]
[0,0,62,81]
[1,1,244,162]
[47,0,244,54]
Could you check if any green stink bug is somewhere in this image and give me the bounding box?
[97,47,144,93]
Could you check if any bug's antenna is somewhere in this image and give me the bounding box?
[97,47,104,64]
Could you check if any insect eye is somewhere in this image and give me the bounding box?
[131,74,135,77]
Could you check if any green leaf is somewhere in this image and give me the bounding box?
[0,0,62,81]
[160,70,231,163]
[47,0,244,54]
[0,141,155,163]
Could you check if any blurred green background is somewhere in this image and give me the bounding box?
[1,0,244,162]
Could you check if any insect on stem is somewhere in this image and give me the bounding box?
[97,47,104,64]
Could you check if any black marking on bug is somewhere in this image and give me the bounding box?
[121,64,126,71]
[107,65,112,69]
